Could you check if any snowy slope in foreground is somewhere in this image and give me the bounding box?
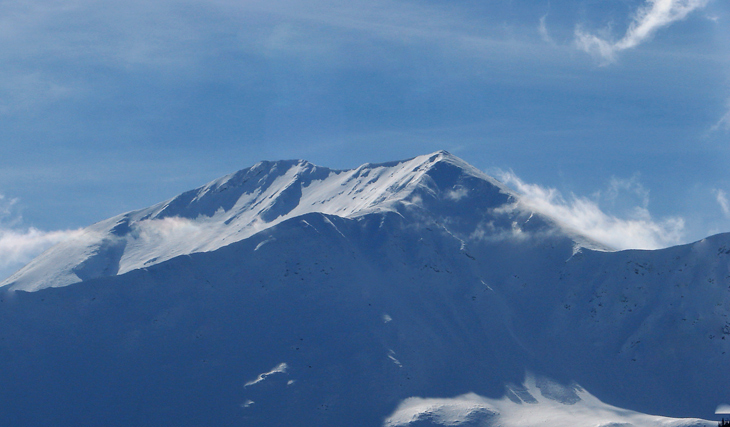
[386,376,712,427]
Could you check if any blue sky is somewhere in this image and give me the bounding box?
[0,0,729,279]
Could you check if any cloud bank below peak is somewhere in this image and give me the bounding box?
[574,0,710,63]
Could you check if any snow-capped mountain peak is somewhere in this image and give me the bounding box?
[2,151,529,292]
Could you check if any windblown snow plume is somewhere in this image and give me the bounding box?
[575,0,709,62]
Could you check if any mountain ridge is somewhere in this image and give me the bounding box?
[0,151,727,426]
[2,150,597,292]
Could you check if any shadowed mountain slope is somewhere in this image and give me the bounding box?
[0,152,726,426]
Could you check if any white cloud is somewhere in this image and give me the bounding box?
[496,171,685,250]
[538,15,554,44]
[715,189,730,218]
[133,216,205,243]
[0,194,19,221]
[0,193,83,281]
[606,175,650,208]
[0,228,83,268]
[575,0,710,63]
[445,187,469,201]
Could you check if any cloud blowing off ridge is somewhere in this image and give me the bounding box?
[498,171,685,251]
[0,166,692,284]
[0,227,83,280]
[0,194,83,281]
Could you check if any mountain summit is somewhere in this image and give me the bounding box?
[2,151,597,292]
[0,152,727,427]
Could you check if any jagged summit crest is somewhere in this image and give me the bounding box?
[1,151,554,292]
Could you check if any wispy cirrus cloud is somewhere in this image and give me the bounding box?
[575,0,710,63]
[711,105,730,132]
[496,171,685,250]
[0,0,552,119]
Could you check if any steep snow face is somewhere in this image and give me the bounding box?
[2,151,587,292]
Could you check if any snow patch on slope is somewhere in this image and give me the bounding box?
[245,363,289,387]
